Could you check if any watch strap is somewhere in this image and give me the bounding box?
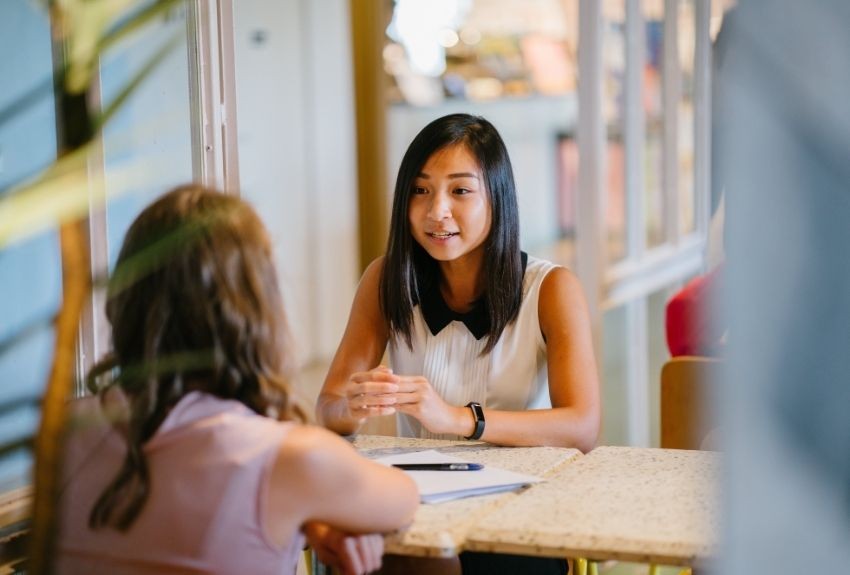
[464,401,485,440]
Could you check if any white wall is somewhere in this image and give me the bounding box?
[234,0,359,368]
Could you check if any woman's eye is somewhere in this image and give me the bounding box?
[454,188,471,195]
[412,186,427,195]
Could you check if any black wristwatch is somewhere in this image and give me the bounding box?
[464,402,485,440]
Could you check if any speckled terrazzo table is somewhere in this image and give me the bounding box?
[464,446,720,567]
[352,435,582,557]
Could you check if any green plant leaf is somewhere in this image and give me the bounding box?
[93,29,183,131]
[54,0,138,93]
[97,0,185,56]
[0,30,182,248]
[0,1,184,130]
[0,437,33,461]
[0,313,56,361]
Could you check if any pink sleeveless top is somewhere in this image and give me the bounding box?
[56,391,303,575]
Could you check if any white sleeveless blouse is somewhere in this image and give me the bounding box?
[389,256,558,439]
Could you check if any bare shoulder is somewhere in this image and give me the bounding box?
[270,424,404,510]
[539,266,587,309]
[274,424,355,475]
[270,424,418,534]
[266,425,363,539]
[345,255,389,337]
[359,256,386,288]
[538,266,592,341]
[348,256,386,313]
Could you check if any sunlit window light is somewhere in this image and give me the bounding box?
[459,27,481,45]
[438,28,460,48]
[387,0,471,77]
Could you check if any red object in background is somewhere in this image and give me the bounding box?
[665,264,726,357]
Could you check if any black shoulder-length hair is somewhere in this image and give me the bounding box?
[380,113,522,354]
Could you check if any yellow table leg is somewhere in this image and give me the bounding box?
[648,565,660,575]
[588,560,599,575]
[576,557,588,575]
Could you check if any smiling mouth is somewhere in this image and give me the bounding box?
[427,232,458,239]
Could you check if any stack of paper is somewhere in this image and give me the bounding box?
[375,450,544,504]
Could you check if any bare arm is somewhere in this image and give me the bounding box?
[317,258,397,434]
[480,267,600,450]
[395,267,600,451]
[268,425,419,539]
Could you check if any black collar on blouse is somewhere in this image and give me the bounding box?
[419,252,528,340]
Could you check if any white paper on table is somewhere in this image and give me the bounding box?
[374,449,544,504]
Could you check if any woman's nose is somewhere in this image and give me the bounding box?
[427,192,451,220]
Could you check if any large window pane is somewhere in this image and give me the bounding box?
[99,4,194,269]
[601,304,629,445]
[2,1,196,490]
[602,285,681,448]
[0,0,61,491]
[648,285,675,446]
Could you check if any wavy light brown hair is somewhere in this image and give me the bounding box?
[86,184,305,531]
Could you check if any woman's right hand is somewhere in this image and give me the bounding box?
[343,365,400,424]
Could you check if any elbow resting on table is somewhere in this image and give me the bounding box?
[562,407,600,454]
[523,408,599,451]
[397,473,421,526]
[581,415,601,453]
[573,429,598,454]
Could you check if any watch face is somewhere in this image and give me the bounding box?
[470,402,484,421]
[465,402,485,440]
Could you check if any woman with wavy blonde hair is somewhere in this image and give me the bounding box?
[57,185,417,575]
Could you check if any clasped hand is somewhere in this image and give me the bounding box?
[344,366,466,435]
[304,522,384,575]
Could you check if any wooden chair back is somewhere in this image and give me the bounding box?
[660,356,723,450]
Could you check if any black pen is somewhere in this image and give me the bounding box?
[393,463,484,471]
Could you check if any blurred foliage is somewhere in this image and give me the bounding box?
[0,1,187,572]
[0,0,183,248]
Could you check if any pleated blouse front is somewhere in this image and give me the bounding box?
[389,256,558,439]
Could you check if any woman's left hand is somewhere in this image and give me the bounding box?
[393,376,473,436]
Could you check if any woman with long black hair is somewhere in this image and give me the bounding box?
[320,113,599,450]
[319,114,601,573]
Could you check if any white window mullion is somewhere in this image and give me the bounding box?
[76,62,109,394]
[693,0,712,240]
[621,0,651,448]
[663,0,681,245]
[187,0,240,193]
[624,0,646,261]
[625,298,650,446]
[215,0,240,193]
[603,237,704,310]
[577,0,607,357]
